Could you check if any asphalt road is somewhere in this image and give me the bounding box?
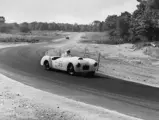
[0,34,159,120]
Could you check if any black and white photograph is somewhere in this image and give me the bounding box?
[0,0,159,120]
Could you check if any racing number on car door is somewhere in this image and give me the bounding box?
[57,61,63,70]
[58,62,62,67]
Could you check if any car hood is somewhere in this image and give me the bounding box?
[78,59,90,65]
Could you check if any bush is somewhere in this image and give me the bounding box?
[20,25,31,33]
[0,34,40,43]
[0,24,13,33]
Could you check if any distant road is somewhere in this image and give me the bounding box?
[0,33,159,120]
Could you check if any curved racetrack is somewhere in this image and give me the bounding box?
[0,37,159,119]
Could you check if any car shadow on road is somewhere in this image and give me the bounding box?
[94,72,159,103]
[48,69,159,103]
[49,69,104,78]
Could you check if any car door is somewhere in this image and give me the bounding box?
[52,58,63,70]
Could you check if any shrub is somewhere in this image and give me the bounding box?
[20,25,31,33]
[0,24,13,33]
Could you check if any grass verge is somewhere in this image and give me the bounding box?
[80,32,124,44]
[0,31,65,43]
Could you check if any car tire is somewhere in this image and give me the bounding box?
[67,63,75,75]
[44,61,50,70]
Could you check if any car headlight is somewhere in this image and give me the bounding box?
[76,63,81,68]
[94,62,98,67]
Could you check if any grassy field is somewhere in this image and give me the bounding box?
[80,32,110,44]
[0,31,66,43]
[80,32,123,44]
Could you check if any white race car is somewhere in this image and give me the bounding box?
[40,55,98,76]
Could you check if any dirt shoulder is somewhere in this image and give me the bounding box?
[0,70,142,120]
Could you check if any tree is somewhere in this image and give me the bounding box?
[117,17,129,38]
[92,20,101,32]
[0,16,5,24]
[105,15,118,30]
[20,23,31,33]
[117,12,131,39]
[130,0,159,42]
[73,23,80,32]
[29,22,38,30]
[147,0,159,9]
[0,24,12,33]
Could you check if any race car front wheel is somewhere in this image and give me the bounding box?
[44,61,50,70]
[67,64,75,75]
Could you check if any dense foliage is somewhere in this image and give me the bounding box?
[107,0,159,43]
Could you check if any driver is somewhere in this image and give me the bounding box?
[61,49,71,57]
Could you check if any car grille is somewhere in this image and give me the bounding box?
[83,65,89,70]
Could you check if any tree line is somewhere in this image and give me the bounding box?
[0,22,98,33]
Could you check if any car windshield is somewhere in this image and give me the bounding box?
[52,57,60,60]
[78,57,83,60]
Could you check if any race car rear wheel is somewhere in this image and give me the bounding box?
[44,60,50,70]
[67,63,75,75]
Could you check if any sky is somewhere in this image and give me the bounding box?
[0,0,138,24]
